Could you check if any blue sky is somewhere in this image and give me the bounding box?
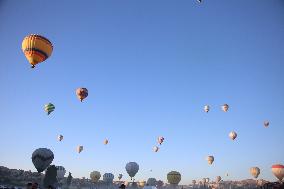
[0,0,284,184]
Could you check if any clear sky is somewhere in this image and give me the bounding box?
[0,0,284,185]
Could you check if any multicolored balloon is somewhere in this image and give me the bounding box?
[44,103,55,115]
[76,88,88,102]
[22,34,53,68]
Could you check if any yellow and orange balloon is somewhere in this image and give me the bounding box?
[22,34,53,68]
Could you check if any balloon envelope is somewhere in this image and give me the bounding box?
[76,88,88,102]
[250,167,260,178]
[222,104,229,112]
[22,34,53,68]
[32,148,54,173]
[167,171,181,185]
[204,105,210,113]
[125,162,139,180]
[77,146,83,153]
[272,164,284,182]
[90,171,101,182]
[229,131,237,140]
[207,156,214,165]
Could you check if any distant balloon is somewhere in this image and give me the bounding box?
[147,178,157,186]
[229,131,237,140]
[206,178,210,183]
[103,173,114,183]
[56,166,66,179]
[271,164,284,182]
[77,146,83,153]
[157,136,164,145]
[57,135,63,142]
[204,105,210,113]
[264,121,269,127]
[202,178,206,184]
[138,180,146,188]
[207,156,214,165]
[222,104,229,112]
[22,34,53,68]
[250,167,260,179]
[32,148,54,173]
[192,180,196,185]
[167,171,181,185]
[118,174,123,181]
[226,173,229,177]
[76,88,88,102]
[44,103,55,115]
[156,180,164,188]
[90,171,101,182]
[104,139,109,145]
[153,146,159,152]
[216,176,221,183]
[125,162,139,180]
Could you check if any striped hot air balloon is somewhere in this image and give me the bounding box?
[44,103,55,115]
[22,34,53,68]
[272,164,284,182]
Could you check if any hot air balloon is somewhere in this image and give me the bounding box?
[138,180,146,188]
[153,146,159,152]
[222,104,229,112]
[167,171,181,185]
[206,178,210,183]
[202,178,206,184]
[125,162,139,180]
[104,139,109,145]
[156,180,164,188]
[22,34,53,68]
[216,176,221,183]
[207,156,214,165]
[147,178,157,186]
[204,105,210,113]
[32,148,54,173]
[250,167,260,179]
[77,146,83,153]
[118,174,123,181]
[44,103,55,115]
[76,88,88,102]
[90,171,101,182]
[229,131,237,140]
[57,135,63,142]
[157,136,164,145]
[103,173,114,183]
[272,164,284,182]
[192,180,196,185]
[264,121,269,127]
[56,166,66,180]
